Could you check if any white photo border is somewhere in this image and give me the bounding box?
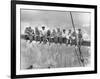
[16,4,95,75]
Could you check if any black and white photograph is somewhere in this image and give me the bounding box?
[11,1,97,78]
[21,9,91,69]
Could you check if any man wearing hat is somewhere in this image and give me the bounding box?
[34,27,40,43]
[62,29,67,44]
[41,26,46,35]
[41,26,47,44]
[24,26,34,43]
[56,28,62,44]
[77,29,83,46]
[71,31,77,46]
[67,29,72,46]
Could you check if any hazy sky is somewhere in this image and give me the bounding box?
[21,9,91,40]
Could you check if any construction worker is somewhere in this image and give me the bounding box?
[24,27,30,41]
[41,26,47,44]
[62,29,67,44]
[35,27,40,42]
[25,27,29,35]
[77,29,83,46]
[71,31,77,46]
[51,29,57,44]
[25,26,33,35]
[35,27,40,36]
[67,29,72,46]
[46,29,51,45]
[24,26,34,43]
[57,28,62,44]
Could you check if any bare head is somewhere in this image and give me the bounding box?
[29,26,31,29]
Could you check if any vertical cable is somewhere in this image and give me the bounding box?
[69,12,84,66]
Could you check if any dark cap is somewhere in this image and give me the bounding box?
[78,29,81,31]
[42,26,45,29]
[63,29,66,32]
